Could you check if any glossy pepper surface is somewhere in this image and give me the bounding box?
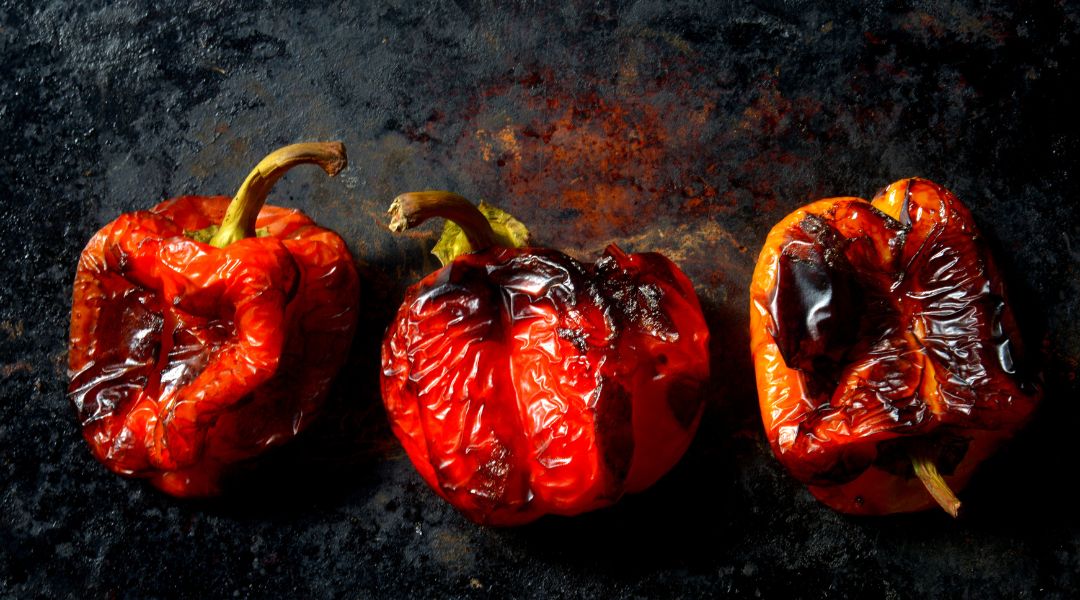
[749,178,1040,515]
[381,192,710,526]
[68,143,359,497]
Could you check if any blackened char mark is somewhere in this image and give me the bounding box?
[556,326,590,354]
[666,376,704,430]
[768,215,863,389]
[592,254,678,343]
[594,378,634,489]
[469,441,516,508]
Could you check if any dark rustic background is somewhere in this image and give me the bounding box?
[2,1,1079,598]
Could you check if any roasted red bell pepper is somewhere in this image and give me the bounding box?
[68,142,359,497]
[381,192,710,525]
[749,178,1041,515]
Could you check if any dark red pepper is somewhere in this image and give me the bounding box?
[68,143,359,497]
[380,192,710,525]
[749,178,1041,515]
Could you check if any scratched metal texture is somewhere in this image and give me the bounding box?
[2,1,1079,597]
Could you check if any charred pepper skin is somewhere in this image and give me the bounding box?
[68,143,359,497]
[749,178,1041,515]
[381,193,709,526]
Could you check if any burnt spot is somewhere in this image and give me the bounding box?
[470,442,514,503]
[592,255,679,343]
[556,327,591,354]
[594,379,635,489]
[768,216,863,387]
[666,376,705,430]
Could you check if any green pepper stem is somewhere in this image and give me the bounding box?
[910,451,961,518]
[208,142,347,248]
[387,191,497,252]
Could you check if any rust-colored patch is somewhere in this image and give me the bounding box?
[470,89,678,242]
[1,319,24,339]
[730,77,825,214]
[448,64,825,255]
[2,361,33,377]
[429,529,475,573]
[897,9,1012,46]
[451,64,733,247]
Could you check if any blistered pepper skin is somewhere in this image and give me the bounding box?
[749,178,1040,515]
[382,245,709,526]
[69,195,359,497]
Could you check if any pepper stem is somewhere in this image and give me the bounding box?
[910,450,961,517]
[387,191,498,253]
[208,142,348,248]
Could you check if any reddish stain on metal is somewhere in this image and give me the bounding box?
[439,64,827,322]
[454,69,726,247]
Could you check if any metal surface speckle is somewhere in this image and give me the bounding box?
[2,1,1079,597]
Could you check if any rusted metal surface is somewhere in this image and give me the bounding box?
[2,1,1079,597]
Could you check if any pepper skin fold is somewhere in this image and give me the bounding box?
[68,143,359,497]
[749,178,1040,516]
[381,192,710,526]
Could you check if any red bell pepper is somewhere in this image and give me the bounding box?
[749,178,1041,515]
[68,143,359,497]
[381,192,710,525]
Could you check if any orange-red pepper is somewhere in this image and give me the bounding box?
[68,143,359,497]
[749,178,1041,515]
[380,192,709,525]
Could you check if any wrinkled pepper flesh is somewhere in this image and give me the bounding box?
[749,178,1040,515]
[68,143,359,497]
[381,192,710,525]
